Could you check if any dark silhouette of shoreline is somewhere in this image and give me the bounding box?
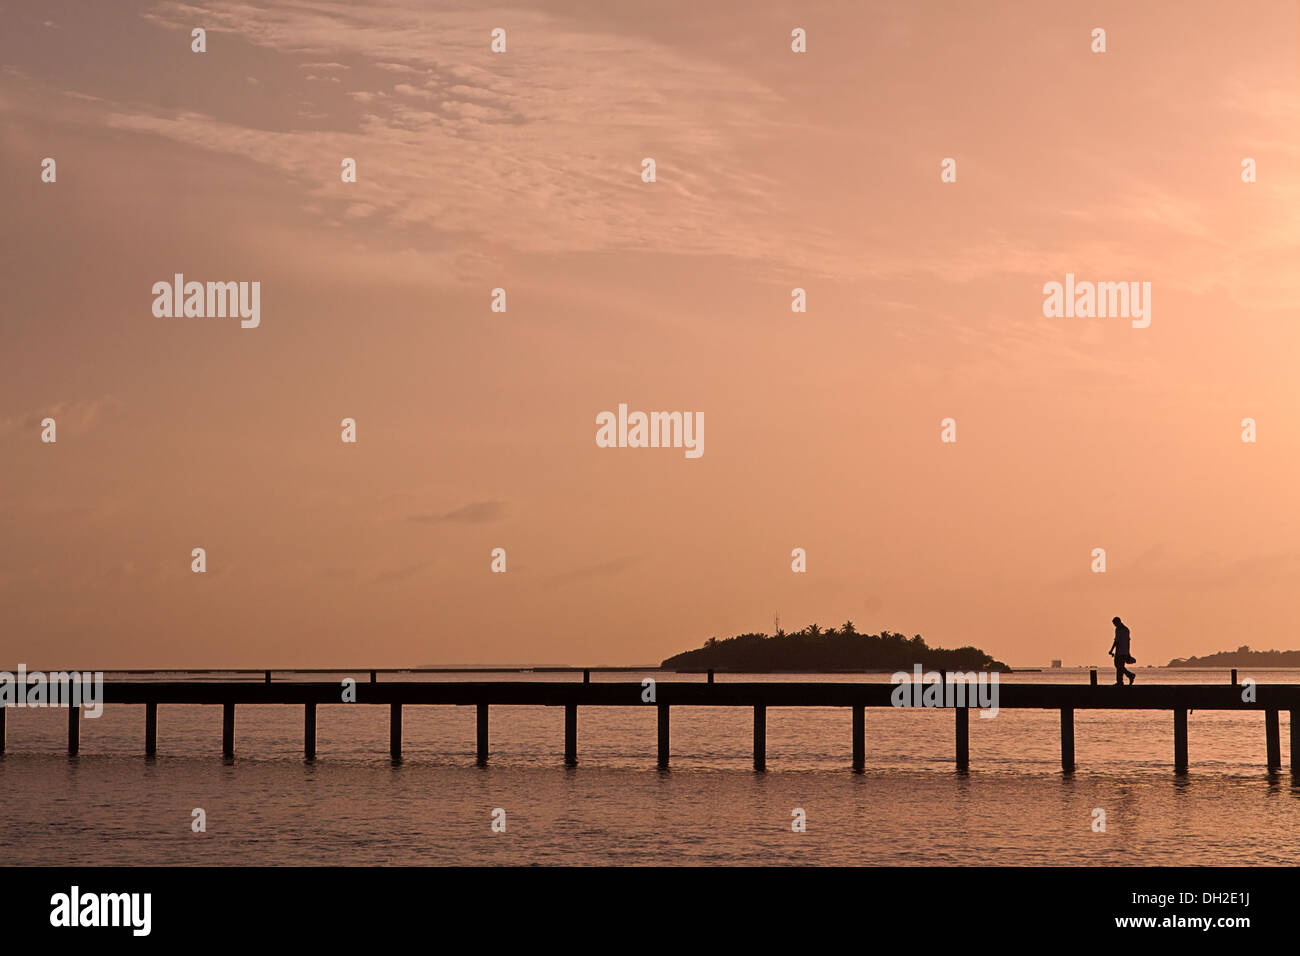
[1169,646,1300,668]
[661,624,1009,673]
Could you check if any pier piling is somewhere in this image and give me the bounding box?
[477,703,489,766]
[564,703,578,766]
[657,705,670,769]
[753,705,766,771]
[1291,710,1300,777]
[852,705,865,772]
[955,706,969,771]
[304,702,317,760]
[68,705,79,755]
[1060,707,1075,772]
[145,702,157,757]
[222,702,235,757]
[1266,709,1281,771]
[389,703,401,761]
[1174,708,1188,773]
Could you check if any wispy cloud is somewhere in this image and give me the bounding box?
[112,0,811,270]
[372,560,434,583]
[0,397,117,439]
[407,501,507,525]
[543,554,644,585]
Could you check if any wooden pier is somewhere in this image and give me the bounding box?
[3,672,1297,775]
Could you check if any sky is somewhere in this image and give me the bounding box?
[0,0,1298,668]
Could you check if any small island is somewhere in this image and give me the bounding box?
[1168,645,1300,668]
[660,622,1010,673]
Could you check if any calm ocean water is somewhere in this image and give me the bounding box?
[3,668,1299,865]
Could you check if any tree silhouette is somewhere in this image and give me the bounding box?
[660,622,1008,672]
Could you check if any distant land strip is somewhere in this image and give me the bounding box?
[1168,647,1300,668]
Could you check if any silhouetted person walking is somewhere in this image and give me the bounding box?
[1109,616,1135,685]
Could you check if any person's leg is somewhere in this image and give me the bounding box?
[1115,661,1125,685]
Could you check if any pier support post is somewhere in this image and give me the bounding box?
[851,705,865,772]
[564,703,577,767]
[0,706,6,753]
[657,705,670,769]
[1231,668,1238,685]
[68,705,80,755]
[222,702,235,757]
[1089,669,1097,686]
[1174,708,1188,773]
[955,706,969,771]
[145,702,157,757]
[477,703,489,766]
[1266,709,1281,771]
[1291,710,1300,777]
[304,702,317,760]
[753,705,767,772]
[1060,707,1075,772]
[389,703,402,761]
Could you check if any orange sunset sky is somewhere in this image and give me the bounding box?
[1,0,1298,668]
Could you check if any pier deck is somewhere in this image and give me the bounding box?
[3,672,1293,774]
